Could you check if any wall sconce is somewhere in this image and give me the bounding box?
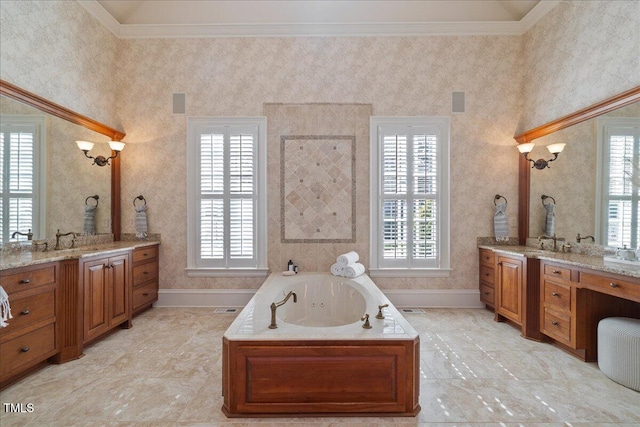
[76,140,125,166]
[517,142,565,170]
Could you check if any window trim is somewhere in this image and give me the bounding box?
[369,116,451,278]
[0,114,46,243]
[185,117,268,278]
[596,116,640,248]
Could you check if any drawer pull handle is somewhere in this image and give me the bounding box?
[551,321,559,326]
[483,292,490,295]
[143,271,149,275]
[485,273,490,276]
[609,282,619,288]
[552,292,559,297]
[20,279,30,284]
[21,310,30,315]
[497,262,503,266]
[143,293,149,296]
[143,253,148,257]
[552,270,561,275]
[21,347,30,353]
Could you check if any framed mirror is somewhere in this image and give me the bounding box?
[515,86,640,246]
[0,79,124,242]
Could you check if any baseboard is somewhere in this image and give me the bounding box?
[156,288,483,308]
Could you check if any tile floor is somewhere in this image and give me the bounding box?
[1,307,639,426]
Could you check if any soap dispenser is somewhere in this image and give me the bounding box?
[287,260,294,272]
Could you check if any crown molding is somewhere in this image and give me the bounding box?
[78,0,559,39]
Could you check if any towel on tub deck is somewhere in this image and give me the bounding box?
[494,202,509,242]
[84,204,97,235]
[331,263,345,277]
[544,203,555,236]
[337,251,359,267]
[344,263,365,278]
[0,286,13,328]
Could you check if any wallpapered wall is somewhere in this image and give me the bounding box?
[1,1,638,292]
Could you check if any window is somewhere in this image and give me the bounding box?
[369,117,450,277]
[0,115,45,244]
[597,117,640,248]
[186,117,267,277]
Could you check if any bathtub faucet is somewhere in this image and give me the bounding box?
[268,291,297,329]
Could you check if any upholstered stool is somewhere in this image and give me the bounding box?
[598,317,640,391]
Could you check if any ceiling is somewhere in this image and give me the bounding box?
[81,0,557,37]
[96,0,541,25]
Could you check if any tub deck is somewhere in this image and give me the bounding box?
[221,273,420,417]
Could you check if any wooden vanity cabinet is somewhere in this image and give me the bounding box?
[479,249,495,308]
[0,263,59,388]
[81,252,130,344]
[131,245,159,315]
[540,262,579,349]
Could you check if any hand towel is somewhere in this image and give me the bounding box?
[83,205,97,235]
[331,263,345,277]
[494,202,509,242]
[0,286,12,328]
[135,204,148,238]
[544,203,555,236]
[344,263,365,278]
[337,251,359,267]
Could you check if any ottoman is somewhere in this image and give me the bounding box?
[598,317,640,391]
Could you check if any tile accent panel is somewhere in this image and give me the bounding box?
[281,135,356,242]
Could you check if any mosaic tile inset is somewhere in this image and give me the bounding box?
[281,135,356,242]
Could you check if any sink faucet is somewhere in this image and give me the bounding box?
[55,230,77,250]
[269,291,297,329]
[576,233,595,243]
[11,229,33,240]
[538,234,558,252]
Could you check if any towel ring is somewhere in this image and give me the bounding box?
[494,194,507,206]
[133,195,146,207]
[85,195,99,207]
[541,195,556,206]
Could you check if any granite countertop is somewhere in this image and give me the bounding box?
[478,244,640,279]
[0,240,160,271]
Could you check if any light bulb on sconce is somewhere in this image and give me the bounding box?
[517,142,565,170]
[76,140,125,167]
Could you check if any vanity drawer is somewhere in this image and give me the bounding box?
[480,250,495,268]
[0,289,55,339]
[133,260,158,286]
[542,309,572,346]
[0,323,56,379]
[1,265,56,295]
[543,280,571,312]
[133,246,158,263]
[543,264,571,282]
[132,281,158,310]
[480,283,494,305]
[479,265,495,286]
[580,272,640,303]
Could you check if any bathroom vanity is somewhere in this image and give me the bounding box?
[0,241,160,388]
[478,246,640,361]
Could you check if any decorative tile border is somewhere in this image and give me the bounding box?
[280,135,356,243]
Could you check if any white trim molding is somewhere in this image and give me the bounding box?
[79,1,559,39]
[156,288,484,308]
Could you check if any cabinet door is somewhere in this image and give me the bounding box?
[83,259,109,342]
[496,256,522,324]
[108,254,129,326]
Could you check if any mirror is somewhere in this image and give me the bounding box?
[516,86,640,245]
[0,79,124,242]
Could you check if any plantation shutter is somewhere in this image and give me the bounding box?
[197,125,257,268]
[379,125,439,268]
[0,122,37,244]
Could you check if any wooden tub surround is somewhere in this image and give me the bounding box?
[222,273,420,417]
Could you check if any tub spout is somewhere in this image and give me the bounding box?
[268,291,297,329]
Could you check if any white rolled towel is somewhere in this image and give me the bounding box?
[331,263,345,277]
[337,251,359,267]
[344,263,365,278]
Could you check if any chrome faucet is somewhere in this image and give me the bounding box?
[55,230,77,250]
[11,229,33,240]
[269,291,297,329]
[576,233,595,243]
[538,233,558,252]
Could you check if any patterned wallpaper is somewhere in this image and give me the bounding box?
[2,1,636,293]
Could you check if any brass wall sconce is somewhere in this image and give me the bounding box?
[517,142,565,170]
[76,140,125,166]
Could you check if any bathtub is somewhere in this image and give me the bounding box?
[222,272,420,417]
